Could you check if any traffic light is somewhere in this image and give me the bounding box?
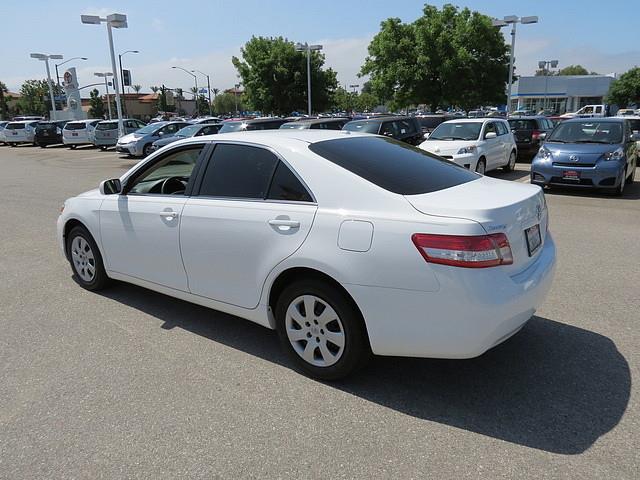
[122,69,131,86]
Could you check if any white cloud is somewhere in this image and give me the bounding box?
[80,7,112,17]
[319,36,373,89]
[151,18,165,33]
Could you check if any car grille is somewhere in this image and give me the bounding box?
[439,155,453,159]
[553,162,596,168]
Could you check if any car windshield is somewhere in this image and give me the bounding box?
[65,122,87,130]
[309,136,478,195]
[343,121,381,134]
[218,121,245,133]
[280,123,306,129]
[429,122,482,140]
[508,120,537,130]
[6,123,25,130]
[135,123,164,134]
[96,122,118,130]
[174,125,202,137]
[547,121,623,144]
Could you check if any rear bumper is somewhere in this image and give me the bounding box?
[531,158,625,188]
[94,137,118,147]
[63,136,91,145]
[346,234,556,358]
[36,135,63,145]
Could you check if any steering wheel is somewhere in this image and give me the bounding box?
[160,176,186,195]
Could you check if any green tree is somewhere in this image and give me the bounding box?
[607,67,640,107]
[150,86,159,93]
[213,92,245,115]
[360,4,509,111]
[88,88,105,118]
[557,65,590,76]
[233,36,338,114]
[132,84,142,93]
[0,81,8,120]
[18,79,63,117]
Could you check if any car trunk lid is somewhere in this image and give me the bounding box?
[404,176,548,274]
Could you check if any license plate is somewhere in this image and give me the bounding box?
[43,132,49,136]
[562,170,580,180]
[72,132,78,137]
[11,132,17,135]
[525,224,542,256]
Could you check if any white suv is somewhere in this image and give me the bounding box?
[419,118,517,174]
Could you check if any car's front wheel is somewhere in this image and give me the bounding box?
[275,279,370,380]
[66,226,110,291]
[143,143,153,157]
[475,157,486,175]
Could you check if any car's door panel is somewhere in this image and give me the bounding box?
[482,122,501,169]
[180,199,317,308]
[179,142,317,308]
[99,144,206,291]
[100,195,189,290]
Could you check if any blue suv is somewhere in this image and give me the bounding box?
[531,118,638,195]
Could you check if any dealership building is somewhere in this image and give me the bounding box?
[510,74,616,114]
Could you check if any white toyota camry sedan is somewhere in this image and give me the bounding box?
[58,130,556,379]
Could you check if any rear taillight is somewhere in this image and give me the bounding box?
[412,233,513,268]
[531,130,542,140]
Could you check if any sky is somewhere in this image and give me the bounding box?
[1,0,639,96]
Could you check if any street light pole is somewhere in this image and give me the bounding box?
[95,73,113,119]
[234,83,240,116]
[81,13,128,137]
[172,66,198,115]
[54,57,88,87]
[295,42,323,116]
[492,15,538,114]
[192,70,213,116]
[30,53,63,120]
[538,60,559,112]
[118,50,139,116]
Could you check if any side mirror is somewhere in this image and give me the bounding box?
[485,132,497,139]
[631,133,640,142]
[99,178,122,195]
[423,132,430,139]
[539,132,547,140]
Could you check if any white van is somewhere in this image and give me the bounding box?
[4,120,40,146]
[62,119,101,149]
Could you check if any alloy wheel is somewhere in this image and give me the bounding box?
[70,236,96,282]
[285,295,346,367]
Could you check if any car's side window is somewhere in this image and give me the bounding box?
[198,143,279,199]
[380,121,398,137]
[127,146,203,195]
[267,161,313,202]
[484,122,497,137]
[495,122,508,136]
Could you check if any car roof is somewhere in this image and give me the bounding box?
[442,118,500,124]
[508,116,548,120]
[288,117,349,125]
[562,117,624,123]
[347,115,413,123]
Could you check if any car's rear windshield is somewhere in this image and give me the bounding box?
[429,122,482,141]
[627,119,640,132]
[65,122,87,130]
[416,116,445,129]
[96,121,118,130]
[6,123,25,130]
[308,136,478,195]
[342,120,381,134]
[547,121,623,144]
[508,119,537,130]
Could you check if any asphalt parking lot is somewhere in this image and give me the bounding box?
[1,144,638,479]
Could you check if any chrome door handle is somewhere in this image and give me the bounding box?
[160,211,178,219]
[268,219,300,228]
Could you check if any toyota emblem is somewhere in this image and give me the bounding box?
[569,154,579,162]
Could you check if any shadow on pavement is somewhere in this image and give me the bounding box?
[99,282,630,455]
[487,167,529,182]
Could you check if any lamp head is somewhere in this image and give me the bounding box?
[80,15,102,25]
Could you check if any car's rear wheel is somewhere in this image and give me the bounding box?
[475,157,486,175]
[100,145,108,151]
[39,144,46,148]
[143,143,152,156]
[69,144,76,150]
[275,279,369,380]
[504,150,517,172]
[66,226,110,291]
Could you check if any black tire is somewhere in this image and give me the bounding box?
[69,144,76,150]
[66,226,111,291]
[503,150,517,172]
[612,174,625,196]
[39,144,46,148]
[275,279,370,380]
[100,145,108,151]
[143,143,153,157]
[9,143,16,147]
[475,157,486,175]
